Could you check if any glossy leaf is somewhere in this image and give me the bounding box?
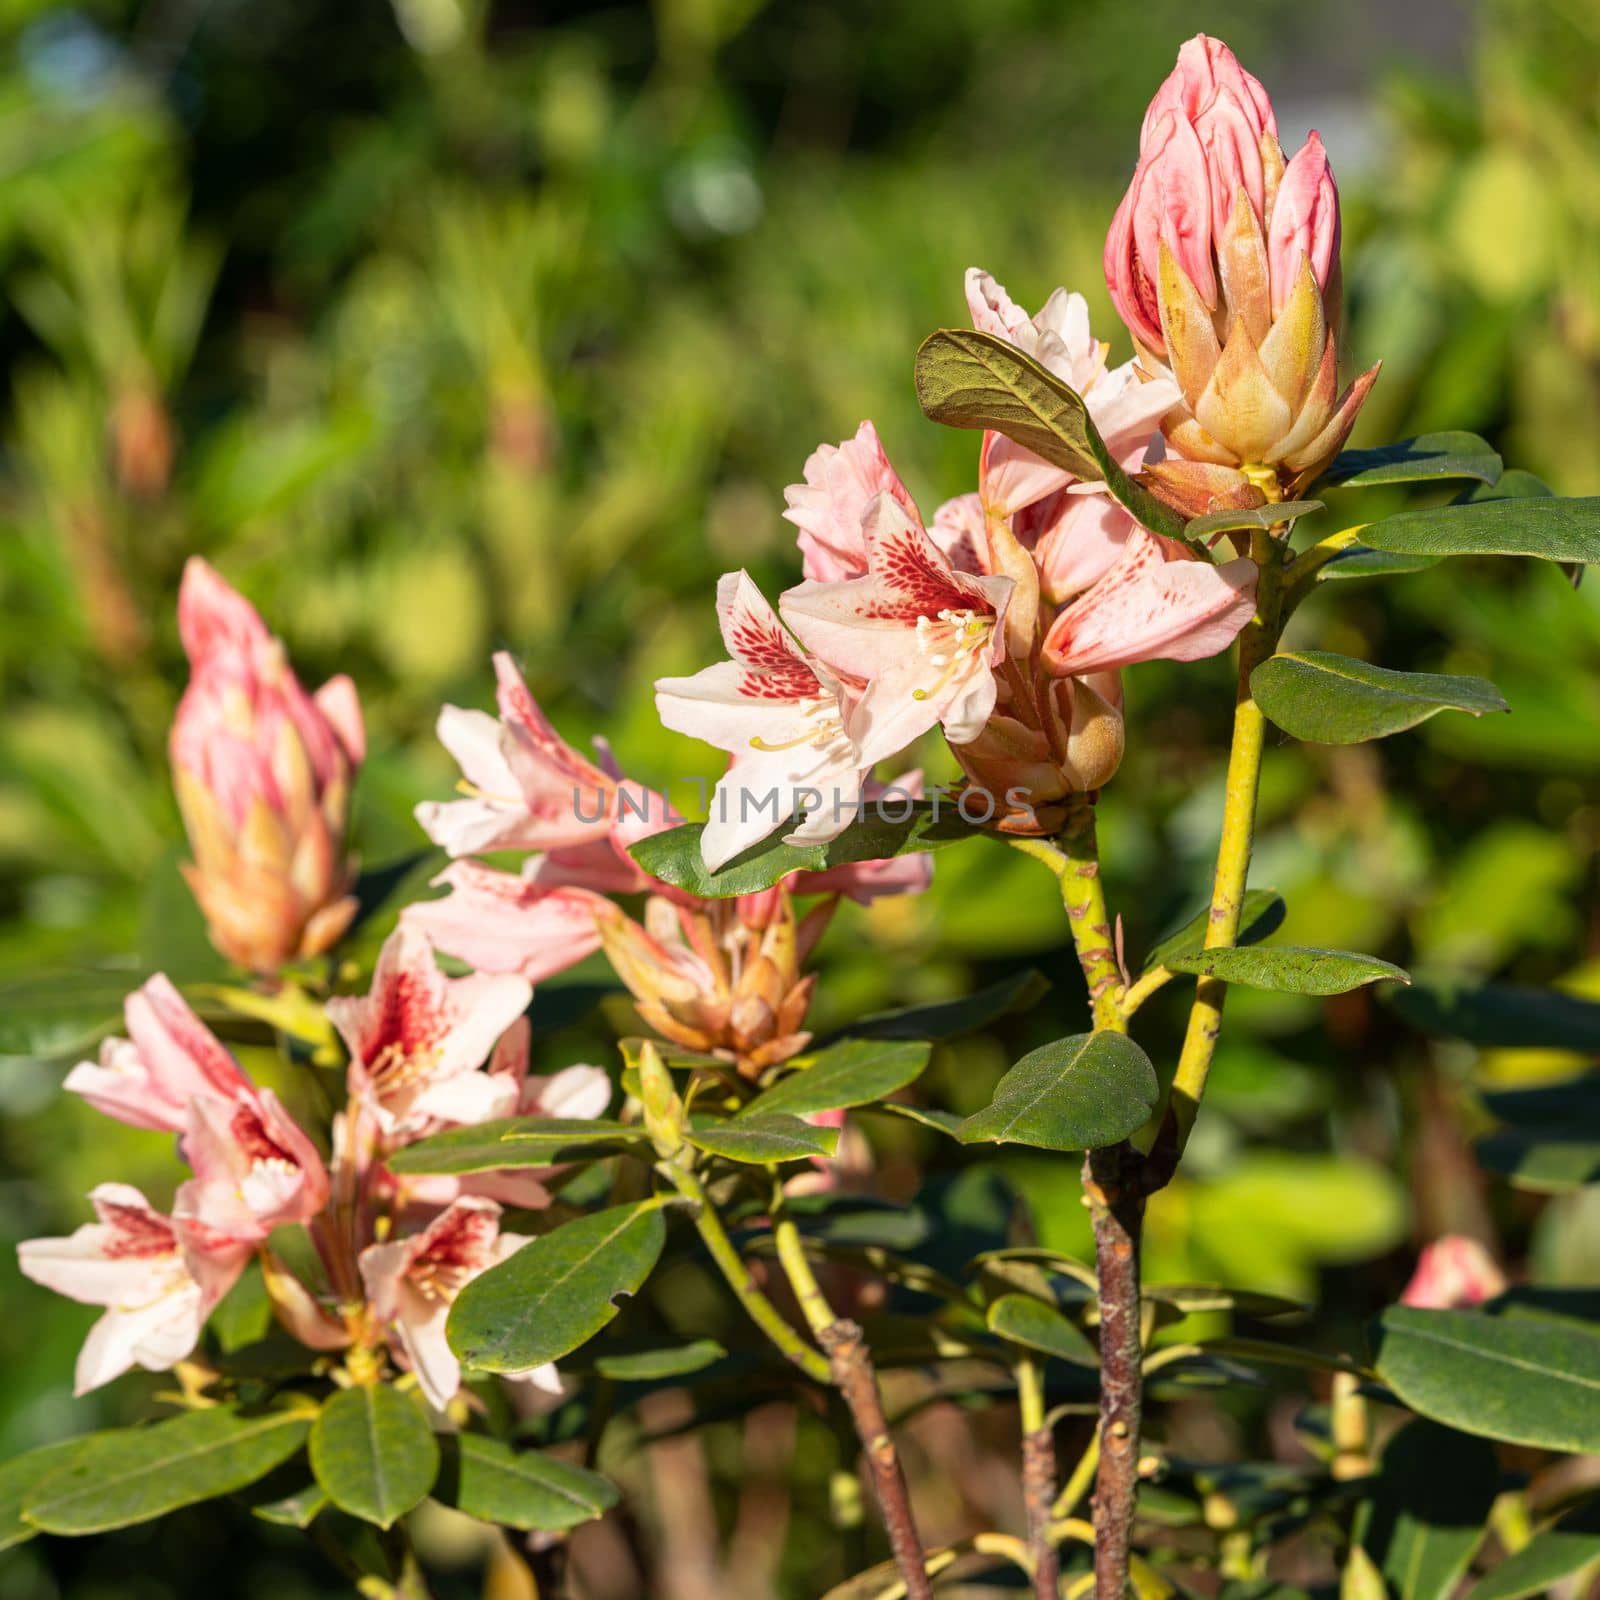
[1252,652,1507,744]
[24,1407,312,1535]
[386,1118,642,1175]
[1320,431,1502,488]
[985,1293,1099,1366]
[741,1040,931,1119]
[1359,495,1600,564]
[1390,981,1600,1052]
[1373,1306,1600,1452]
[435,1434,617,1531]
[1474,1128,1600,1192]
[448,1200,668,1373]
[819,969,1048,1044]
[1467,1498,1600,1600]
[1144,889,1286,973]
[957,1032,1159,1151]
[629,804,992,899]
[309,1384,438,1528]
[1187,500,1323,539]
[686,1112,839,1163]
[1166,945,1409,995]
[913,327,1188,538]
[1359,1419,1498,1600]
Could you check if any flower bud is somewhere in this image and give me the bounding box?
[1105,35,1379,498]
[170,559,365,973]
[635,1040,686,1159]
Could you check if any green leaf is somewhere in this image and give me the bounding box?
[741,1040,931,1119]
[592,1339,727,1380]
[957,1032,1159,1151]
[250,1481,329,1528]
[913,327,1188,538]
[985,1294,1099,1366]
[1252,652,1508,744]
[1186,500,1324,539]
[630,803,992,899]
[435,1435,617,1532]
[448,1200,668,1373]
[879,1103,966,1138]
[309,1385,438,1528]
[0,968,135,1059]
[1359,1419,1499,1600]
[1389,981,1600,1052]
[1359,496,1600,564]
[1373,1306,1600,1452]
[1144,1284,1308,1319]
[1320,431,1503,488]
[24,1407,312,1535]
[1166,946,1409,996]
[1145,888,1286,973]
[1474,1128,1600,1192]
[1467,1498,1600,1600]
[819,970,1048,1044]
[1196,1337,1365,1376]
[0,1438,95,1550]
[1480,1077,1600,1126]
[686,1112,839,1163]
[386,1118,641,1175]
[1316,547,1443,583]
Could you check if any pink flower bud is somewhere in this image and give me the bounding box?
[170,559,365,973]
[1399,1236,1507,1311]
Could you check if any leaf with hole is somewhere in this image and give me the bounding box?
[448,1200,668,1373]
[23,1407,312,1535]
[1252,652,1508,744]
[740,1040,931,1119]
[957,1032,1158,1151]
[435,1435,617,1531]
[1166,946,1409,995]
[985,1294,1099,1366]
[1372,1306,1600,1453]
[309,1384,438,1528]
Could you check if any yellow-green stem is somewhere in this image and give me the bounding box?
[771,1188,837,1340]
[1167,527,1286,1152]
[1051,1427,1100,1520]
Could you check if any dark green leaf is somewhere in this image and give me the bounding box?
[1166,946,1409,995]
[1373,1306,1600,1452]
[1252,652,1508,744]
[386,1118,640,1176]
[913,327,1188,538]
[957,1032,1159,1151]
[1467,1498,1600,1600]
[1390,981,1600,1052]
[592,1339,727,1380]
[1360,496,1600,564]
[630,804,992,899]
[1145,889,1286,973]
[819,969,1048,1044]
[1359,1419,1499,1600]
[0,1439,94,1550]
[1186,500,1323,539]
[209,1260,274,1353]
[741,1040,931,1119]
[879,1103,966,1138]
[1456,467,1554,504]
[1474,1128,1600,1192]
[435,1435,617,1531]
[1196,1337,1365,1376]
[309,1384,438,1528]
[1480,1077,1600,1126]
[1320,432,1502,489]
[985,1294,1099,1366]
[1315,547,1443,582]
[686,1112,839,1163]
[24,1407,312,1535]
[448,1201,668,1373]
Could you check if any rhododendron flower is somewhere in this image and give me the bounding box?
[326,925,533,1134]
[1104,34,1378,499]
[359,1196,557,1411]
[17,1184,251,1394]
[417,651,634,862]
[1400,1236,1508,1311]
[781,494,1013,769]
[656,572,866,869]
[783,421,918,582]
[171,559,364,974]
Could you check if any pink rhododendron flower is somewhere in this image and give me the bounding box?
[359,1196,557,1411]
[783,421,919,582]
[17,1184,252,1394]
[170,558,364,973]
[1400,1236,1508,1311]
[656,571,866,869]
[326,925,533,1134]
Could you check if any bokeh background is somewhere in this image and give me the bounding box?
[2,0,1598,1595]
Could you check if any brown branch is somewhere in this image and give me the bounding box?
[1021,1407,1061,1598]
[1086,1144,1146,1600]
[819,1319,934,1600]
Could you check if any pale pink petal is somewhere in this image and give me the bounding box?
[783,422,916,583]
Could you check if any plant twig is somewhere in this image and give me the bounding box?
[1017,1355,1060,1598]
[1052,1424,1100,1521]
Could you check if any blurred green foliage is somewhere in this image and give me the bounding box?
[1,0,1597,1594]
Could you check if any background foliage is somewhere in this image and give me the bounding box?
[1,0,1596,1595]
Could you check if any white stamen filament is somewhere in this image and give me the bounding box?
[912,609,991,702]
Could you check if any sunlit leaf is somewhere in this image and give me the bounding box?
[686,1112,839,1163]
[1252,652,1507,744]
[434,1435,617,1531]
[741,1040,931,1119]
[1144,889,1285,973]
[309,1384,437,1528]
[1320,432,1502,488]
[1166,946,1409,995]
[386,1118,641,1176]
[1186,500,1323,539]
[1359,496,1600,564]
[1467,1497,1600,1600]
